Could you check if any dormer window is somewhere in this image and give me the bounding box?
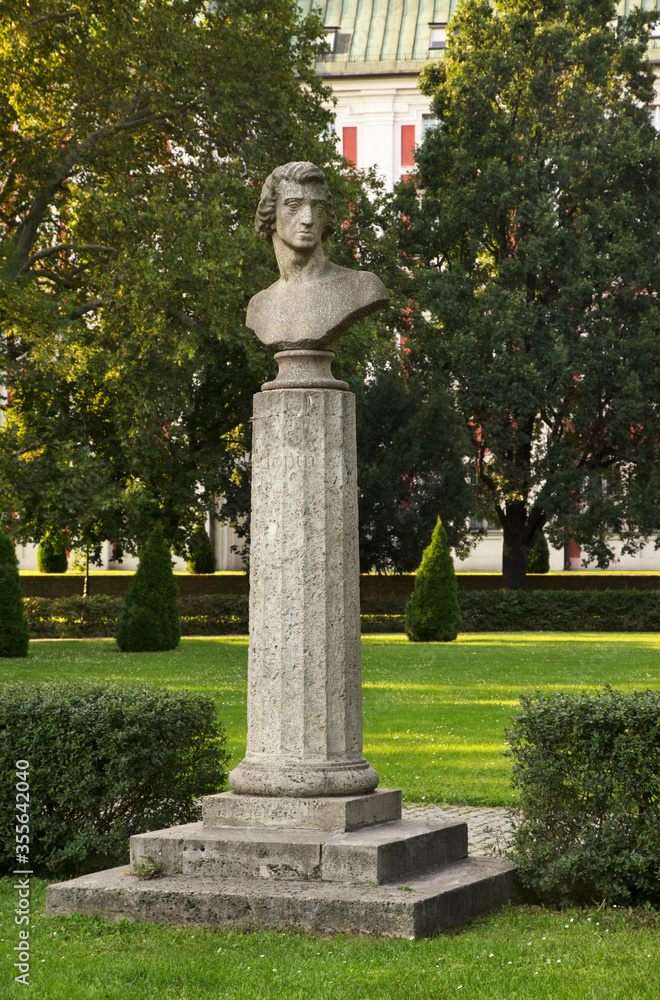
[324,26,340,54]
[429,23,447,50]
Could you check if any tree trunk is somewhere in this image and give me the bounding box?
[501,506,530,590]
[83,549,90,599]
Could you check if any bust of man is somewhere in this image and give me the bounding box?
[246,161,389,355]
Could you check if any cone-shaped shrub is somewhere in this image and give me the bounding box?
[116,524,180,652]
[37,529,68,573]
[527,530,550,573]
[405,517,461,642]
[186,523,216,574]
[0,530,30,657]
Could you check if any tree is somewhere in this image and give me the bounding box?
[186,522,216,575]
[354,349,479,573]
[526,530,550,574]
[116,523,180,652]
[0,529,30,657]
[396,0,660,589]
[36,530,68,573]
[404,517,461,642]
[0,0,342,558]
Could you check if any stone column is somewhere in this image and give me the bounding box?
[228,387,379,797]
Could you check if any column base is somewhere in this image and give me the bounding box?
[228,757,379,798]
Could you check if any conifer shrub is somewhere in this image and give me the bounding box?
[527,530,550,573]
[0,682,230,877]
[0,530,30,657]
[405,517,461,641]
[116,523,180,652]
[36,529,68,573]
[506,688,660,906]
[185,523,217,574]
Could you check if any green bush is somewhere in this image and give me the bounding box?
[116,524,180,652]
[405,517,461,641]
[178,594,248,635]
[0,682,230,878]
[185,523,217,574]
[506,688,660,906]
[459,589,660,632]
[526,531,550,573]
[0,530,30,657]
[25,595,123,638]
[36,530,68,573]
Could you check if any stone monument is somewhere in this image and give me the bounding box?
[47,163,516,938]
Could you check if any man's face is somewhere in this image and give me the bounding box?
[274,181,327,253]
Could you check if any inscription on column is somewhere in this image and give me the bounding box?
[265,454,316,471]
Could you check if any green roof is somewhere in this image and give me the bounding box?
[298,0,660,77]
[298,0,459,75]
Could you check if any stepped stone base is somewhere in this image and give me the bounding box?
[47,789,518,939]
[203,789,401,831]
[46,857,518,939]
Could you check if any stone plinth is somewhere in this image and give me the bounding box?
[229,388,378,798]
[203,789,401,831]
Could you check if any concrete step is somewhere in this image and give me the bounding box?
[46,856,518,939]
[129,818,468,884]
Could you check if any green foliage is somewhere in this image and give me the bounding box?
[405,518,461,641]
[526,532,550,574]
[25,595,123,638]
[460,589,660,632]
[396,0,660,589]
[506,688,660,905]
[0,529,30,656]
[185,524,217,575]
[354,355,478,572]
[0,0,346,559]
[36,529,68,573]
[0,682,229,877]
[116,525,180,652]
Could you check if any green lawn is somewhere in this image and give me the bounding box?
[1,882,658,999]
[2,633,659,998]
[4,633,660,806]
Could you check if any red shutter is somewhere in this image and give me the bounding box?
[342,126,357,166]
[401,125,415,167]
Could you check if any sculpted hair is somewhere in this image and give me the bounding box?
[255,161,338,243]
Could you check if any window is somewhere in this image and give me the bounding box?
[650,20,660,39]
[649,106,660,131]
[429,24,447,50]
[422,114,437,135]
[342,127,357,166]
[324,26,339,53]
[401,125,415,167]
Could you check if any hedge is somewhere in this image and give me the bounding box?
[22,589,660,638]
[0,682,230,878]
[506,688,660,906]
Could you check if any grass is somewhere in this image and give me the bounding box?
[1,881,658,999]
[4,633,659,806]
[2,633,660,997]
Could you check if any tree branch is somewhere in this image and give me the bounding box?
[15,242,116,277]
[69,299,104,318]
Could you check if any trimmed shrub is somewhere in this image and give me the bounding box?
[0,682,230,878]
[526,531,550,573]
[405,517,461,641]
[459,589,660,632]
[186,523,217,574]
[506,688,660,906]
[116,524,180,652]
[0,530,30,657]
[25,595,122,638]
[178,594,248,635]
[36,530,68,573]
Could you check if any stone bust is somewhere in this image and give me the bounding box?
[246,162,389,365]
